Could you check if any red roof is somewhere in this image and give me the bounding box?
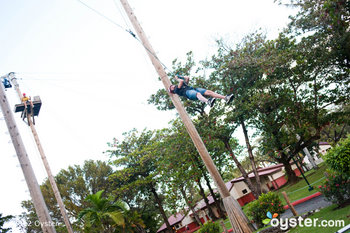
[231,164,283,183]
[211,179,234,194]
[157,164,285,232]
[195,195,215,210]
[157,213,184,232]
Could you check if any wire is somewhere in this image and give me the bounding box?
[75,0,127,32]
[132,36,176,76]
[16,72,125,81]
[75,0,177,77]
[112,0,131,29]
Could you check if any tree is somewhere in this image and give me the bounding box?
[207,33,275,194]
[0,213,13,233]
[320,104,350,145]
[280,0,350,69]
[157,119,223,221]
[107,129,175,233]
[78,190,145,233]
[210,27,349,183]
[19,160,114,232]
[78,190,125,233]
[324,134,350,175]
[149,52,262,198]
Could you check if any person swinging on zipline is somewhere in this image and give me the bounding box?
[168,75,234,107]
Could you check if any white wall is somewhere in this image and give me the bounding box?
[230,181,251,199]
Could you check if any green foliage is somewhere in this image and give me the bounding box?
[78,190,145,233]
[324,135,350,174]
[197,221,221,233]
[147,51,207,116]
[246,192,285,228]
[107,129,169,232]
[78,190,125,232]
[0,213,13,233]
[211,25,349,183]
[319,171,350,206]
[285,0,350,69]
[288,203,350,233]
[19,160,114,232]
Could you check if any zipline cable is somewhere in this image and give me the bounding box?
[76,0,126,31]
[75,0,177,77]
[112,0,131,30]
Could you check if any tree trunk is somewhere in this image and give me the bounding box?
[180,187,202,226]
[281,158,299,184]
[222,139,259,199]
[196,179,217,220]
[193,154,226,219]
[220,219,229,233]
[202,166,254,230]
[240,119,262,196]
[150,185,175,233]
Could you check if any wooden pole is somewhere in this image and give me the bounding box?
[0,78,56,233]
[8,73,73,233]
[282,191,298,216]
[118,1,252,232]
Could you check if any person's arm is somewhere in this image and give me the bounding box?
[175,75,184,88]
[177,79,184,88]
[175,75,190,85]
[184,76,190,84]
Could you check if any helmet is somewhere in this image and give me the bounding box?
[23,93,26,96]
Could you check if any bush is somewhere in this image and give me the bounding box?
[319,171,350,206]
[324,135,350,175]
[197,221,221,233]
[246,192,285,228]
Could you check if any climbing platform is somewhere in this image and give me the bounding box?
[14,96,42,117]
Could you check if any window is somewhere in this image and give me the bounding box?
[242,189,248,194]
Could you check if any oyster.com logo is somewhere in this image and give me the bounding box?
[262,211,278,225]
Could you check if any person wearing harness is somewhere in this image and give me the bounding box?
[2,77,12,89]
[21,93,34,112]
[168,75,234,107]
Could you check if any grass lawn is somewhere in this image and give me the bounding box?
[276,163,328,205]
[217,163,339,232]
[217,218,231,232]
[288,204,350,233]
[221,204,350,233]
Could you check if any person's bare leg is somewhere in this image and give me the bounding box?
[204,90,226,99]
[196,93,208,103]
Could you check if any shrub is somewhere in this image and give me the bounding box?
[319,171,350,206]
[197,221,221,233]
[246,192,285,228]
[324,135,350,175]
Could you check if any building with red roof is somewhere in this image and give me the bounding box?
[157,162,303,233]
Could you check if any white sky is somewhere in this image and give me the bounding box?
[0,0,296,231]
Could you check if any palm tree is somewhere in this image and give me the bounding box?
[114,208,146,233]
[78,190,144,233]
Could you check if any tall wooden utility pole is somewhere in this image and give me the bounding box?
[0,77,56,233]
[8,73,74,233]
[119,1,252,232]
